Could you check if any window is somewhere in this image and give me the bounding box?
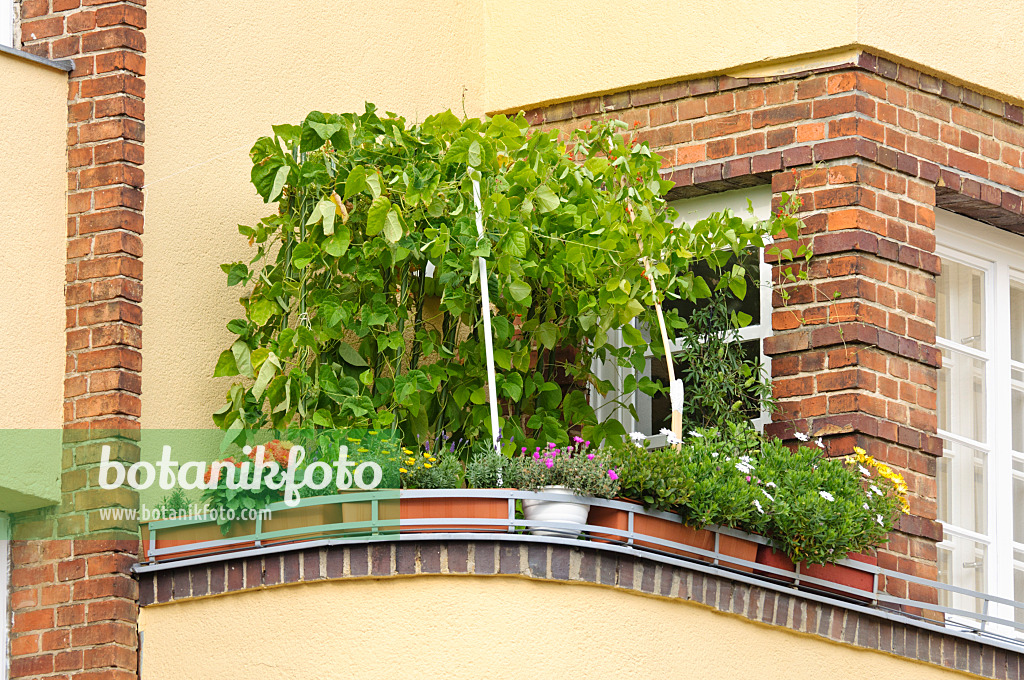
[592,186,773,442]
[936,209,1024,634]
[0,0,12,48]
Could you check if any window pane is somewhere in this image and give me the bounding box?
[937,440,988,534]
[663,248,761,327]
[1014,371,1024,452]
[937,259,986,350]
[1015,474,1024,544]
[938,348,987,443]
[1012,281,1024,363]
[1015,562,1024,628]
[938,538,987,615]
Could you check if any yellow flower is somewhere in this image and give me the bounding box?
[399,468,408,473]
[357,448,369,453]
[368,430,378,435]
[406,458,415,465]
[424,463,432,468]
[347,437,360,442]
[423,452,430,457]
[428,456,436,462]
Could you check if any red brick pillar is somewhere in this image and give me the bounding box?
[765,162,942,604]
[10,0,144,677]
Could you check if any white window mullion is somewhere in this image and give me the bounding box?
[989,259,1014,621]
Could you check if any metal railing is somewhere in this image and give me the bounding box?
[134,489,1024,652]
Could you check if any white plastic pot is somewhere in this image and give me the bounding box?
[521,486,590,537]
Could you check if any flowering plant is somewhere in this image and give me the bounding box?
[610,425,907,565]
[397,434,468,489]
[515,437,620,499]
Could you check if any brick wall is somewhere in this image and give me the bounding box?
[9,0,144,677]
[525,52,1024,605]
[136,540,1024,678]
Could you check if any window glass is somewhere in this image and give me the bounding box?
[936,259,986,349]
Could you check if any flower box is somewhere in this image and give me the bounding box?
[400,493,509,533]
[755,544,876,600]
[588,502,758,572]
[140,519,256,563]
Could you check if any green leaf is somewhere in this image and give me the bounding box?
[306,198,336,235]
[366,172,382,199]
[309,121,343,140]
[508,279,531,303]
[251,352,279,399]
[621,324,645,347]
[535,185,559,213]
[468,140,482,167]
[383,208,403,243]
[225,263,247,286]
[366,196,392,236]
[230,340,253,378]
[536,322,558,350]
[337,341,368,367]
[343,165,368,200]
[325,227,351,257]
[213,349,239,377]
[493,348,512,370]
[269,165,289,202]
[248,298,277,327]
[291,243,314,269]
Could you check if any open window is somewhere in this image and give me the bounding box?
[592,186,773,443]
[936,209,1024,636]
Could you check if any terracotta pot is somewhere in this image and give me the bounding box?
[260,503,345,545]
[755,545,876,600]
[339,493,401,536]
[140,519,256,563]
[717,533,759,573]
[588,502,714,561]
[400,494,509,533]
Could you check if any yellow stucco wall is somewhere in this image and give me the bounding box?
[141,0,485,428]
[142,0,1024,429]
[0,52,66,511]
[484,0,1024,112]
[138,575,973,679]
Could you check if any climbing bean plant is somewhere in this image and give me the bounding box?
[212,104,802,452]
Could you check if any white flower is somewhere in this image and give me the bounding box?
[815,437,825,449]
[876,514,884,526]
[660,428,683,444]
[819,490,835,502]
[753,499,764,514]
[762,489,775,502]
[765,481,776,489]
[858,465,870,477]
[739,455,754,465]
[795,432,810,442]
[689,430,702,438]
[862,503,869,510]
[711,452,719,458]
[870,485,882,496]
[735,462,752,474]
[628,432,647,443]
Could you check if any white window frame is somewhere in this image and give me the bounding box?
[0,0,13,48]
[591,186,774,444]
[936,208,1024,633]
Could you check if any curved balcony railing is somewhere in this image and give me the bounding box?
[133,489,1024,652]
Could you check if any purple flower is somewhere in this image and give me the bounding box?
[544,458,554,468]
[587,453,595,460]
[607,469,619,481]
[533,451,540,460]
[573,436,583,443]
[547,442,556,449]
[745,475,751,482]
[584,441,591,447]
[521,447,527,453]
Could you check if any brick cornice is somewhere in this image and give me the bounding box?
[137,540,1024,678]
